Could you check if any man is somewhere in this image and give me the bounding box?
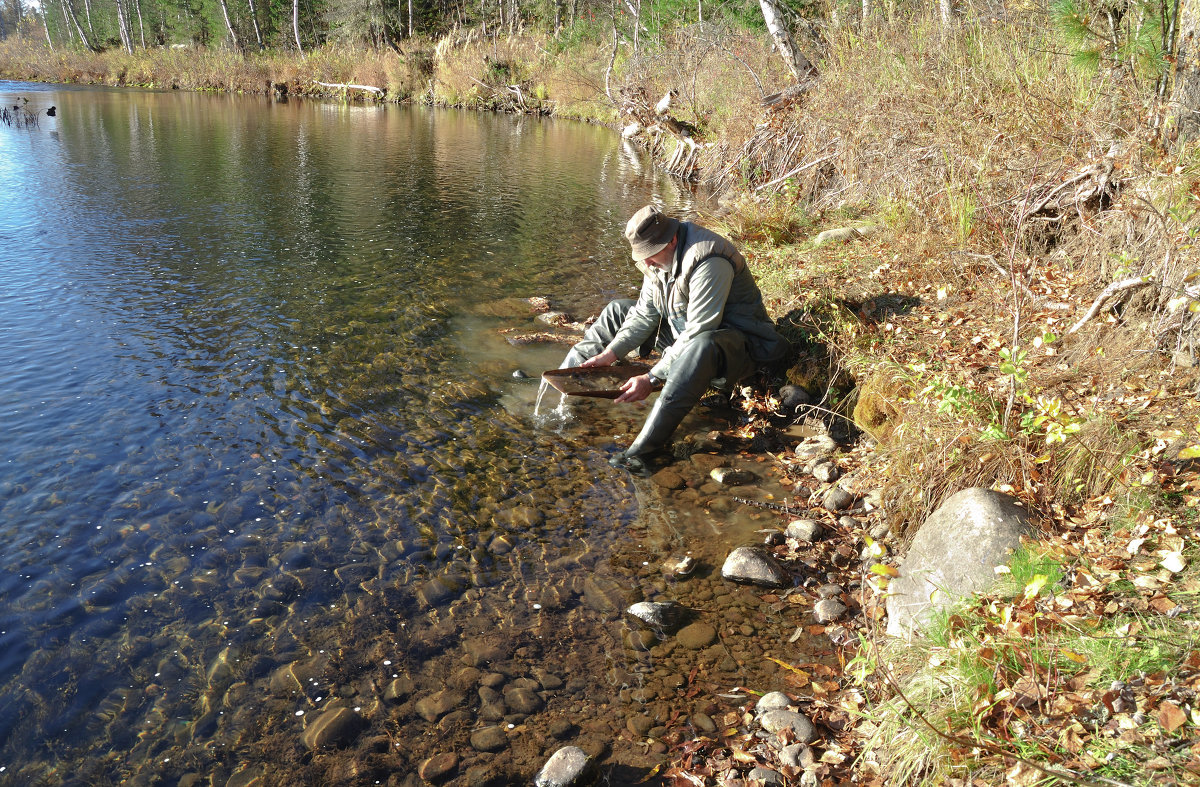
[561,204,790,472]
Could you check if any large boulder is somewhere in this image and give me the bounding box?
[886,488,1032,637]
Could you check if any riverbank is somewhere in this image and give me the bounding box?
[6,10,1200,783]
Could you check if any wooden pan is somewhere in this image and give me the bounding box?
[540,364,661,399]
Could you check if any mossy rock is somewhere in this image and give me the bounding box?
[784,355,827,390]
[852,369,909,443]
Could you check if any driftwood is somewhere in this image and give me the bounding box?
[313,80,384,96]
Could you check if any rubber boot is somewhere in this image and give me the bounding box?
[614,329,755,470]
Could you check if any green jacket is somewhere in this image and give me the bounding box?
[605,222,789,380]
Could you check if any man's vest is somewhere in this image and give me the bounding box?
[640,222,789,365]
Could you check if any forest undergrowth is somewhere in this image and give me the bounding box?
[5,8,1200,784]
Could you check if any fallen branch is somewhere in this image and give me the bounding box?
[754,147,838,193]
[1067,276,1155,334]
[313,80,384,96]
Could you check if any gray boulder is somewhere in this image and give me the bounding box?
[759,709,816,743]
[534,746,592,787]
[721,546,790,588]
[886,487,1032,637]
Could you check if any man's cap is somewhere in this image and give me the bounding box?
[625,205,679,261]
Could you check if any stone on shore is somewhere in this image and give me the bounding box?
[759,709,817,743]
[786,519,824,543]
[721,546,790,588]
[534,745,592,787]
[823,485,855,512]
[887,487,1032,637]
[814,598,848,623]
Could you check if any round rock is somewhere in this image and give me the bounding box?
[301,707,367,750]
[625,601,684,631]
[814,598,848,623]
[469,726,508,752]
[721,546,790,588]
[823,485,855,512]
[786,519,824,543]
[756,691,791,714]
[676,621,717,649]
[710,467,756,486]
[759,709,816,743]
[418,752,459,782]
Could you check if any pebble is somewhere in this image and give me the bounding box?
[383,676,415,703]
[814,598,848,623]
[778,385,812,411]
[823,485,854,512]
[415,689,465,722]
[300,707,366,750]
[626,714,654,737]
[756,691,791,714]
[512,369,531,378]
[469,725,508,752]
[418,752,459,782]
[710,467,756,486]
[749,766,785,786]
[675,621,717,649]
[691,712,717,734]
[534,746,592,787]
[503,686,544,714]
[759,709,817,743]
[626,601,684,631]
[786,519,824,543]
[794,435,838,460]
[651,468,686,489]
[779,743,812,768]
[812,460,840,483]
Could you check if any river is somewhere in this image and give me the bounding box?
[0,81,828,786]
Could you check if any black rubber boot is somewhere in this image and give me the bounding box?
[622,329,756,460]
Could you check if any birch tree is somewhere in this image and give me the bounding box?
[293,0,303,52]
[758,0,813,79]
[247,0,263,48]
[218,0,242,50]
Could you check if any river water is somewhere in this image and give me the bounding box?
[0,81,827,786]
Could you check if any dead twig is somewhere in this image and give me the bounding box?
[1067,275,1156,335]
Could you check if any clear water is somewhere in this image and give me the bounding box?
[0,81,820,785]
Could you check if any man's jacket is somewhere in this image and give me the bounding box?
[605,221,790,380]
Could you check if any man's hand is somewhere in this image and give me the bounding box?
[615,374,654,403]
[580,349,618,368]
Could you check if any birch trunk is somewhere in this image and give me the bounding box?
[134,0,146,47]
[758,0,813,79]
[217,0,241,50]
[114,0,133,54]
[408,0,413,35]
[246,0,263,48]
[1172,0,1200,145]
[43,3,55,47]
[293,0,303,52]
[82,0,94,37]
[939,0,952,28]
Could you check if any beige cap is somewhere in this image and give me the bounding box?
[624,205,679,261]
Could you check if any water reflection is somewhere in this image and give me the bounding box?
[0,81,797,784]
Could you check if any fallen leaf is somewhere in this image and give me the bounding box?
[1161,552,1187,573]
[1160,701,1188,733]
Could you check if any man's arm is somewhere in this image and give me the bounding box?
[585,272,663,366]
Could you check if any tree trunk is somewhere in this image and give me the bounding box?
[42,3,54,47]
[408,0,413,35]
[134,0,146,47]
[293,0,303,52]
[758,0,813,79]
[939,0,952,29]
[246,0,263,48]
[1172,0,1200,145]
[81,0,94,37]
[114,0,133,54]
[217,0,242,50]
